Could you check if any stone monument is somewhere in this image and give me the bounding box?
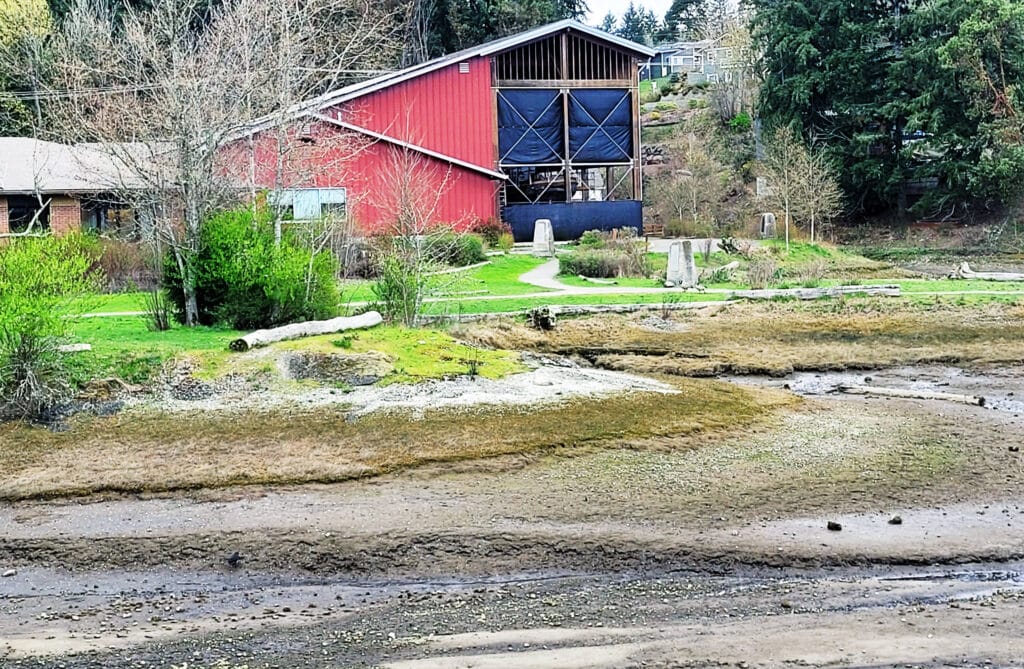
[532,219,555,257]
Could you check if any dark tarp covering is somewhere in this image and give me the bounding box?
[504,201,642,242]
[567,89,632,162]
[498,89,564,165]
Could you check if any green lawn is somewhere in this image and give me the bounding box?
[639,76,671,96]
[66,316,241,384]
[444,254,551,296]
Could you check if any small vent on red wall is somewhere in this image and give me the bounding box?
[458,62,470,74]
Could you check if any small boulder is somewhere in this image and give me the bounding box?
[827,521,842,532]
[888,515,903,525]
[284,351,394,386]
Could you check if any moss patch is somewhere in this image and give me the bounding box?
[0,377,796,500]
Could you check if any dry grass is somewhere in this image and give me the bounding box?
[0,378,796,500]
[460,301,1024,377]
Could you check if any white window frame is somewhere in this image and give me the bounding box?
[269,187,347,220]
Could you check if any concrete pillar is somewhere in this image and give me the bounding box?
[760,212,777,239]
[532,219,554,257]
[49,195,82,236]
[666,239,698,288]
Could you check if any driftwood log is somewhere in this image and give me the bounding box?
[578,275,617,285]
[732,285,900,300]
[952,262,1024,282]
[230,311,383,352]
[838,384,985,407]
[701,260,740,279]
[58,343,92,353]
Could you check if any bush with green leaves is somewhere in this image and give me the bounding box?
[164,207,339,329]
[371,253,422,326]
[426,233,487,267]
[0,234,99,420]
[559,250,625,278]
[469,217,513,249]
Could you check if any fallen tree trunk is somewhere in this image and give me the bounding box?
[578,275,617,285]
[58,343,92,353]
[952,262,1024,282]
[230,311,383,352]
[701,260,740,279]
[731,285,900,300]
[419,300,732,324]
[838,383,985,407]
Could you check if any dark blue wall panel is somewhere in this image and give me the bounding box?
[497,89,564,164]
[503,201,643,242]
[567,89,633,162]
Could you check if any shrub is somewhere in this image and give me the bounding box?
[577,229,607,249]
[747,256,780,289]
[427,233,487,267]
[649,110,662,121]
[93,238,158,292]
[567,228,650,277]
[560,250,621,278]
[640,89,661,104]
[163,207,340,329]
[470,217,512,248]
[0,234,99,420]
[659,82,674,97]
[496,232,515,252]
[371,254,422,326]
[798,258,829,287]
[729,112,753,132]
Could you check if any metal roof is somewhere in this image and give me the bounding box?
[233,20,655,140]
[310,20,656,112]
[0,138,146,194]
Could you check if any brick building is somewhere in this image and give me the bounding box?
[0,138,135,236]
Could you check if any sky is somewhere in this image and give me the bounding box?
[585,0,674,25]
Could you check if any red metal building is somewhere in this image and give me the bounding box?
[234,20,654,240]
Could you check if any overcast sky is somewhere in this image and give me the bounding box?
[585,0,674,25]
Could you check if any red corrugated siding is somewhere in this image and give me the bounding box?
[330,56,497,169]
[344,142,498,233]
[221,124,498,231]
[219,55,499,231]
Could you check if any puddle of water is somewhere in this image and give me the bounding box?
[726,364,1024,416]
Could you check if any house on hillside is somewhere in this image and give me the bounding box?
[641,40,713,80]
[236,20,655,242]
[0,138,139,237]
[642,37,749,85]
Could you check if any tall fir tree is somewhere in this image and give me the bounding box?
[753,0,1024,216]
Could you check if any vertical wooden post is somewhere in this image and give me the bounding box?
[631,58,643,201]
[561,31,571,203]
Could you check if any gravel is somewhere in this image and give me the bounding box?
[133,364,677,417]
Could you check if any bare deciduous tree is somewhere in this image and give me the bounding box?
[799,148,843,243]
[647,123,734,254]
[370,145,467,327]
[761,126,807,254]
[29,0,399,325]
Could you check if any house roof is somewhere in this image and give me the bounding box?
[237,20,655,139]
[226,20,654,180]
[307,20,655,113]
[0,138,146,194]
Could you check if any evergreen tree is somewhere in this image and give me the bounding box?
[599,10,616,33]
[661,0,706,41]
[617,1,657,46]
[552,0,587,21]
[753,0,1024,216]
